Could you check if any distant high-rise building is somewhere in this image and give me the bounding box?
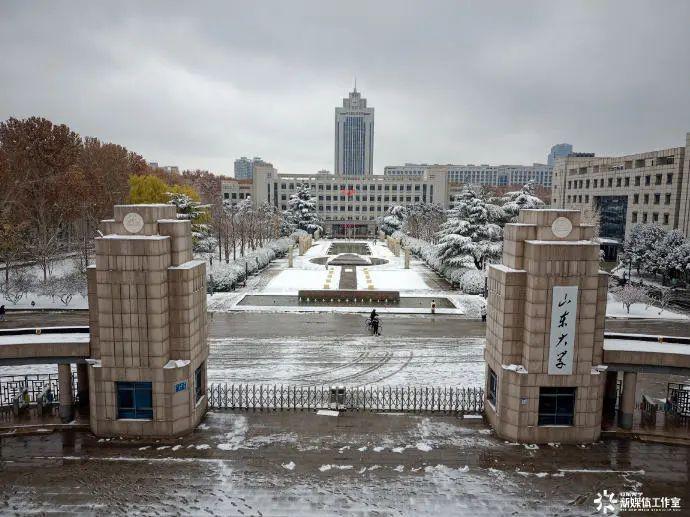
[148,162,179,175]
[335,87,374,176]
[548,143,573,166]
[234,156,271,180]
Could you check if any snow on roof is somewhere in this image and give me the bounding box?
[116,204,174,208]
[597,237,620,244]
[489,264,525,273]
[525,240,596,245]
[0,326,88,333]
[169,260,206,270]
[502,364,528,374]
[101,234,169,240]
[164,359,191,369]
[0,333,90,346]
[604,339,690,356]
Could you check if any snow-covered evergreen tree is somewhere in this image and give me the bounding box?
[286,184,322,236]
[379,205,406,236]
[436,185,503,270]
[167,192,213,254]
[167,192,209,222]
[650,229,685,282]
[667,241,690,283]
[623,224,666,275]
[500,180,546,222]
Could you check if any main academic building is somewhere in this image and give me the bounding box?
[222,88,553,238]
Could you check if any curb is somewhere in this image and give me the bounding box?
[0,423,90,437]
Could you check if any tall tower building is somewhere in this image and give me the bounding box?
[335,86,374,176]
[547,143,573,166]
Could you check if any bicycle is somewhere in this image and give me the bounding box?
[365,317,382,336]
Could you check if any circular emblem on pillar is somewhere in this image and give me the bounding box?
[123,212,144,234]
[551,216,573,238]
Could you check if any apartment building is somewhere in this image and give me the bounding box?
[553,132,690,242]
[248,165,449,237]
[234,156,272,180]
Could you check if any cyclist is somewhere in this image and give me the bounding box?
[368,309,380,336]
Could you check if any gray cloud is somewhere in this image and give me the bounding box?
[2,0,689,176]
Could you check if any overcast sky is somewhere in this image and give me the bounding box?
[2,1,690,177]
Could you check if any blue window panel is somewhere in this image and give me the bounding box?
[117,381,153,420]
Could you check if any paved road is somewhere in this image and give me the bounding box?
[1,411,688,515]
[209,312,486,338]
[4,309,690,338]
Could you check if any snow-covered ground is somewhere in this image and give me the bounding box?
[606,293,688,320]
[0,256,88,309]
[262,239,432,295]
[0,293,88,310]
[264,268,332,292]
[210,239,480,315]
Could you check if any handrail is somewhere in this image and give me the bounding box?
[0,326,89,337]
[604,332,690,345]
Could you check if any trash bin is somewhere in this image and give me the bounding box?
[330,386,346,408]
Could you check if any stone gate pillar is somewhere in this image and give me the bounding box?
[58,363,74,422]
[484,209,608,444]
[619,371,638,430]
[76,362,89,406]
[86,204,209,437]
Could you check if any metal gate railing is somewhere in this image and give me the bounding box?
[0,373,78,409]
[207,383,484,414]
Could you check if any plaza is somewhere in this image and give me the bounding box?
[2,206,690,515]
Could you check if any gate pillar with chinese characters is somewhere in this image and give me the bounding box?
[483,209,608,444]
[86,204,209,437]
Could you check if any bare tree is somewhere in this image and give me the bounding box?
[616,284,648,313]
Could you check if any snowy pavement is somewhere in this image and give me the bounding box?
[207,335,485,386]
[1,410,687,515]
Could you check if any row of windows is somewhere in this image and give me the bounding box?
[279,194,424,203]
[631,212,671,225]
[223,192,248,200]
[319,205,386,212]
[567,173,673,190]
[280,182,422,192]
[567,156,675,175]
[448,170,552,187]
[566,192,673,206]
[632,193,672,205]
[280,204,395,213]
